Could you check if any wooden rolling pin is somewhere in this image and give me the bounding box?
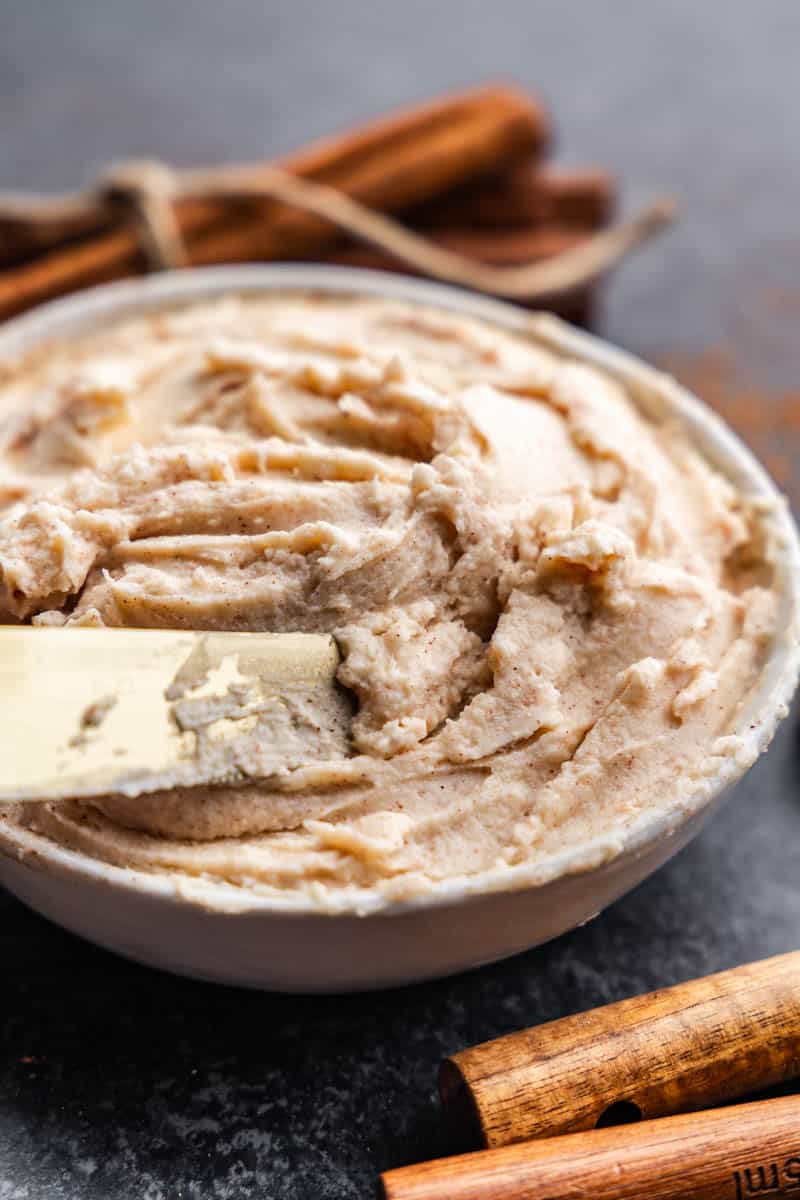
[380,1093,800,1200]
[439,951,800,1147]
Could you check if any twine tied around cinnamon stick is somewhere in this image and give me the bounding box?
[0,157,676,304]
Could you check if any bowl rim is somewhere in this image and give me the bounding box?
[1,262,798,919]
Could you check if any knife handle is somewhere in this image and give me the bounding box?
[381,1094,800,1200]
[440,950,800,1147]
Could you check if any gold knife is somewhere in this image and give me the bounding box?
[0,627,345,804]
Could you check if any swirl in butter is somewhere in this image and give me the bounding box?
[0,295,777,910]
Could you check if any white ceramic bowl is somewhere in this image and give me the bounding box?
[1,265,798,992]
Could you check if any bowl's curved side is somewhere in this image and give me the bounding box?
[0,785,728,991]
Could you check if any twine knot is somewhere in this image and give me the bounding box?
[95,158,185,269]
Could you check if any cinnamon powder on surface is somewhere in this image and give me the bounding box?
[659,349,800,507]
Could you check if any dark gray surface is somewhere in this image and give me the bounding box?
[2,3,800,1197]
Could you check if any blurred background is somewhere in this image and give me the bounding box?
[2,3,800,1198]
[6,0,800,358]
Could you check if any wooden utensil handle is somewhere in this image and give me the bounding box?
[381,1094,800,1200]
[440,950,800,1147]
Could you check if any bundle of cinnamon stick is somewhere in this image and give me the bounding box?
[0,83,630,325]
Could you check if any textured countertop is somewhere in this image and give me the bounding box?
[2,2,800,1196]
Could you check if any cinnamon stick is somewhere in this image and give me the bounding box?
[0,83,548,317]
[323,225,582,270]
[380,1094,800,1200]
[439,949,800,1149]
[0,206,112,268]
[396,225,584,263]
[412,164,615,230]
[0,162,608,269]
[320,242,596,323]
[319,226,594,321]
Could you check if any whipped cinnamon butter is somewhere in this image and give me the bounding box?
[0,294,778,911]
